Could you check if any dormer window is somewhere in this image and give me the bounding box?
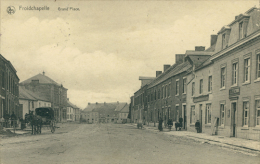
[239,22,243,39]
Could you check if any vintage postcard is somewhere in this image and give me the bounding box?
[0,0,260,163]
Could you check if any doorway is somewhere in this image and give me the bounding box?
[231,102,237,137]
[182,105,187,130]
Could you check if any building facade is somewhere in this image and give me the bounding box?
[0,54,19,126]
[210,7,260,140]
[19,72,68,122]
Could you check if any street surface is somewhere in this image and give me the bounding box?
[0,123,259,164]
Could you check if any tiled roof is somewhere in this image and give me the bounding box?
[20,73,61,86]
[92,104,116,112]
[120,104,129,113]
[67,100,79,109]
[83,103,104,112]
[114,103,128,111]
[148,61,192,89]
[19,86,49,102]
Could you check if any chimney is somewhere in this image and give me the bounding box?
[195,46,205,51]
[175,54,185,64]
[156,71,162,77]
[42,71,45,75]
[210,35,218,46]
[117,101,119,104]
[104,102,106,105]
[88,102,90,105]
[67,98,69,101]
[163,65,171,72]
[96,102,98,105]
[235,15,238,20]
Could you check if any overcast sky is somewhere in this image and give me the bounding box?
[1,0,258,109]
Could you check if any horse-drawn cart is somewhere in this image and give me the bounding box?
[25,107,56,134]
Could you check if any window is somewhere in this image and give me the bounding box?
[221,67,226,88]
[244,58,250,82]
[165,85,167,98]
[2,72,4,88]
[243,102,249,126]
[168,84,171,97]
[199,79,203,94]
[176,80,179,95]
[192,82,195,96]
[232,63,238,85]
[208,76,212,92]
[205,104,211,124]
[183,78,187,94]
[222,33,226,49]
[162,86,164,99]
[256,100,260,126]
[158,89,160,99]
[164,86,167,98]
[257,54,260,79]
[239,22,243,39]
[191,106,195,124]
[154,90,156,100]
[220,104,225,125]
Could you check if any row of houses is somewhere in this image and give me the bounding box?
[0,55,81,127]
[81,102,129,124]
[130,7,260,141]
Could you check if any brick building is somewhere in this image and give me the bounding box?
[0,54,19,126]
[67,98,80,122]
[19,72,68,122]
[210,7,260,140]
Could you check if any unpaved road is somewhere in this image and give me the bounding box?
[0,123,259,164]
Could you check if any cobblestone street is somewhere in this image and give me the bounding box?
[0,123,259,164]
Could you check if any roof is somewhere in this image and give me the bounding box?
[92,103,116,112]
[148,61,192,89]
[83,103,104,112]
[119,104,129,113]
[19,86,49,102]
[20,73,65,88]
[205,43,216,52]
[0,54,19,80]
[114,103,128,111]
[139,76,156,80]
[67,100,79,109]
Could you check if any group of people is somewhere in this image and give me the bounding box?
[158,117,201,133]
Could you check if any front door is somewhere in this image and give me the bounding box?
[231,102,237,137]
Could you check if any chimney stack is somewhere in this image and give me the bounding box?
[210,35,218,46]
[195,46,205,51]
[96,102,98,105]
[67,98,69,101]
[156,71,162,77]
[88,102,90,105]
[163,65,171,72]
[42,71,45,75]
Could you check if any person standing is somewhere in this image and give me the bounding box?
[10,112,17,128]
[195,120,200,133]
[158,118,163,131]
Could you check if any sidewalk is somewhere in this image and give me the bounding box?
[126,123,260,153]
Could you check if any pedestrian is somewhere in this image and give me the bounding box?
[10,112,17,128]
[175,121,179,131]
[167,119,173,131]
[158,118,163,131]
[195,120,200,133]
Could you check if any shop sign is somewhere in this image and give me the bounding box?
[229,87,240,97]
[193,94,209,103]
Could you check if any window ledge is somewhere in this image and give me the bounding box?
[230,84,238,88]
[254,78,260,83]
[219,125,225,129]
[220,87,226,91]
[190,123,195,126]
[182,93,186,95]
[175,94,179,96]
[208,91,212,94]
[242,81,251,86]
[205,124,211,127]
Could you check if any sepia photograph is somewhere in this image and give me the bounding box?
[0,0,260,163]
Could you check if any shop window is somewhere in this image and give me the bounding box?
[190,106,195,124]
[220,104,225,126]
[243,101,249,126]
[205,104,211,124]
[256,100,260,126]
